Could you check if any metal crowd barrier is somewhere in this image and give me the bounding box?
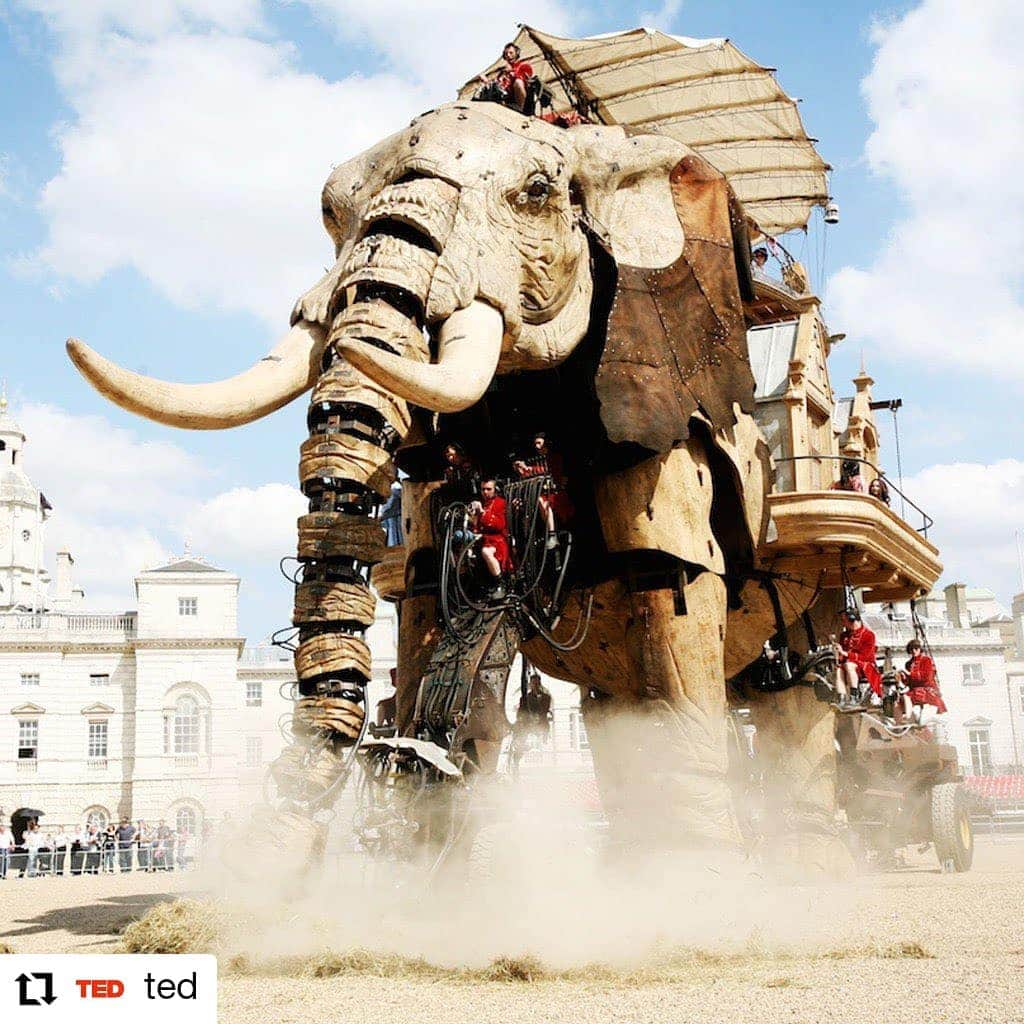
[0,843,200,879]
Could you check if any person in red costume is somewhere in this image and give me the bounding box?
[470,479,511,598]
[834,609,881,708]
[477,43,533,112]
[899,638,947,719]
[513,432,574,551]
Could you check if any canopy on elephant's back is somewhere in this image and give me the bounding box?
[460,26,830,237]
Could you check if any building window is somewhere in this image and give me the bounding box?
[567,710,590,751]
[175,806,198,836]
[178,597,198,617]
[89,673,110,686]
[88,720,108,758]
[20,673,40,687]
[962,663,985,685]
[245,681,263,707]
[1019,683,1024,715]
[173,697,200,754]
[18,719,39,759]
[245,736,262,767]
[968,728,993,776]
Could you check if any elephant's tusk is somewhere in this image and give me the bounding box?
[66,320,327,430]
[335,300,502,414]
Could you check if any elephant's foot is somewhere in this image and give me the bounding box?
[763,827,857,881]
[583,693,743,855]
[588,574,743,854]
[745,670,855,879]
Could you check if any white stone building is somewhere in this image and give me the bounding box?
[867,582,1024,776]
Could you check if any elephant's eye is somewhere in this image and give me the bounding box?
[526,177,550,200]
[514,175,552,208]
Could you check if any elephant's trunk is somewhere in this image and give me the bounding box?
[272,175,503,826]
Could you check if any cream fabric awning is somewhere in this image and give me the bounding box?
[458,26,830,236]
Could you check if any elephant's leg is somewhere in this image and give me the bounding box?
[395,593,441,733]
[746,591,856,876]
[584,571,742,852]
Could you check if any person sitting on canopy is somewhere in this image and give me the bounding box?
[469,478,512,598]
[831,458,867,493]
[475,42,534,112]
[833,609,881,708]
[751,247,769,273]
[898,638,947,719]
[512,431,573,550]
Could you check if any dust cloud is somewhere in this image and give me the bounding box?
[191,725,860,973]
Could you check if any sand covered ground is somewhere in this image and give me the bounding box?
[2,835,1023,1024]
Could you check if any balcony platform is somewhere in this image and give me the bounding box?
[760,491,942,602]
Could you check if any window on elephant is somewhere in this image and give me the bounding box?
[88,720,108,759]
[968,728,993,776]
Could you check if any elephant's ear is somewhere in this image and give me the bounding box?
[587,142,758,453]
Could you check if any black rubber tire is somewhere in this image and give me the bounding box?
[931,782,973,873]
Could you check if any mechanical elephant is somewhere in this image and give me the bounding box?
[69,101,829,855]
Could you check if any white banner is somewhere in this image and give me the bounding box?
[3,955,216,1023]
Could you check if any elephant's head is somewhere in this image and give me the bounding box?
[68,101,751,445]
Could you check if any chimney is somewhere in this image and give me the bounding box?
[1013,593,1024,659]
[54,550,74,607]
[944,582,969,629]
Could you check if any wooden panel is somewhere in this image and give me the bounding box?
[292,580,376,627]
[297,512,387,565]
[294,633,372,682]
[299,433,394,499]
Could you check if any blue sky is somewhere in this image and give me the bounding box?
[1,0,1022,641]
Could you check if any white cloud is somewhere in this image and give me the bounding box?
[827,0,1024,380]
[18,0,264,41]
[30,29,427,325]
[18,401,211,521]
[638,0,683,32]
[903,458,1024,603]
[20,0,574,328]
[186,482,306,565]
[12,400,304,610]
[299,0,573,89]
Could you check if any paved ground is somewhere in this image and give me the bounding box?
[2,837,1023,1023]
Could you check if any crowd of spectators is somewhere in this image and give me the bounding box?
[0,815,201,880]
